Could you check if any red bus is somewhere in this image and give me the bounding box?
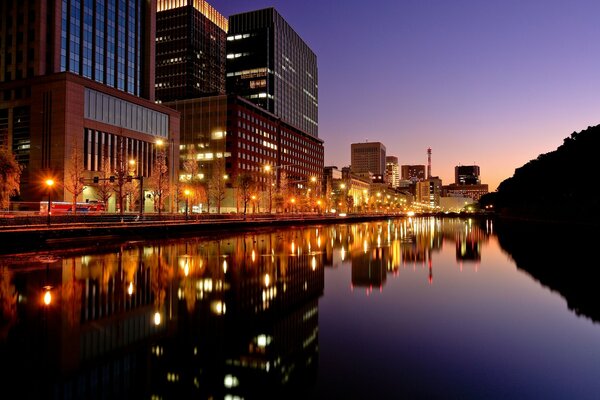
[40,201,105,215]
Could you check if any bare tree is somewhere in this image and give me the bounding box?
[274,170,290,213]
[183,148,208,214]
[113,137,131,215]
[0,148,21,211]
[95,155,113,211]
[208,157,226,214]
[148,148,169,215]
[64,140,86,215]
[237,173,254,216]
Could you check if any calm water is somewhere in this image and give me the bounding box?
[1,217,599,399]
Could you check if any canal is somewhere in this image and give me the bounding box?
[0,217,598,399]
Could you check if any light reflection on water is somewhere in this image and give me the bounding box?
[0,217,599,399]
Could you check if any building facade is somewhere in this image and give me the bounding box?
[166,94,323,212]
[155,0,227,102]
[455,165,481,185]
[0,0,157,99]
[401,165,426,182]
[0,0,180,207]
[351,142,386,176]
[443,183,489,201]
[386,156,399,188]
[416,177,442,208]
[226,8,318,137]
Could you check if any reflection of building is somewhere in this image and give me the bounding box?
[147,230,324,399]
[227,8,319,137]
[352,247,388,291]
[156,0,228,102]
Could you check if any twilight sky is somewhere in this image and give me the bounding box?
[211,0,600,190]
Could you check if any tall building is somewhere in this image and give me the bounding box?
[386,156,399,188]
[455,165,481,185]
[166,94,323,212]
[226,8,318,137]
[0,0,157,99]
[416,177,442,208]
[351,142,386,176]
[401,165,426,182]
[156,0,228,102]
[0,0,179,206]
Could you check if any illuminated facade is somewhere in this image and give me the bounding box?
[0,0,179,204]
[416,177,443,208]
[386,156,399,188]
[401,165,426,182]
[166,94,324,212]
[226,8,319,137]
[443,183,489,201]
[156,0,227,101]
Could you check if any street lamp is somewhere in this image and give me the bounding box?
[184,189,190,220]
[45,179,54,225]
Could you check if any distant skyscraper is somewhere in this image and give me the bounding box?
[386,156,399,188]
[455,165,481,185]
[401,165,426,182]
[156,0,228,102]
[226,8,319,137]
[416,177,442,208]
[351,142,386,176]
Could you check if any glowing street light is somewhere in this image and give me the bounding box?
[45,178,54,226]
[184,189,191,220]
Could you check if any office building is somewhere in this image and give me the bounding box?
[156,0,228,102]
[443,184,489,201]
[386,156,399,188]
[0,0,156,99]
[226,8,318,137]
[351,142,386,176]
[0,0,180,206]
[401,165,426,182]
[416,177,442,208]
[166,94,323,211]
[455,165,481,185]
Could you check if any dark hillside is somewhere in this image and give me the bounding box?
[496,125,600,223]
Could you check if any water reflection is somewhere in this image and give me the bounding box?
[323,218,490,291]
[495,219,600,323]
[9,217,596,398]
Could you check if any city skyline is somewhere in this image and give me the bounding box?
[211,0,600,190]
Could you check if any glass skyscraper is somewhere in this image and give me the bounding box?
[57,0,154,98]
[226,8,319,137]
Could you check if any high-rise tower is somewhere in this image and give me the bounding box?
[226,8,319,137]
[156,0,228,102]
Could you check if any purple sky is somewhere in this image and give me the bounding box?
[211,0,600,190]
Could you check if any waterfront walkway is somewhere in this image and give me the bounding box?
[0,212,401,254]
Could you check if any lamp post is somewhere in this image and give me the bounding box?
[45,179,54,226]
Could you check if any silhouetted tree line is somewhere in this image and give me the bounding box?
[486,125,600,222]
